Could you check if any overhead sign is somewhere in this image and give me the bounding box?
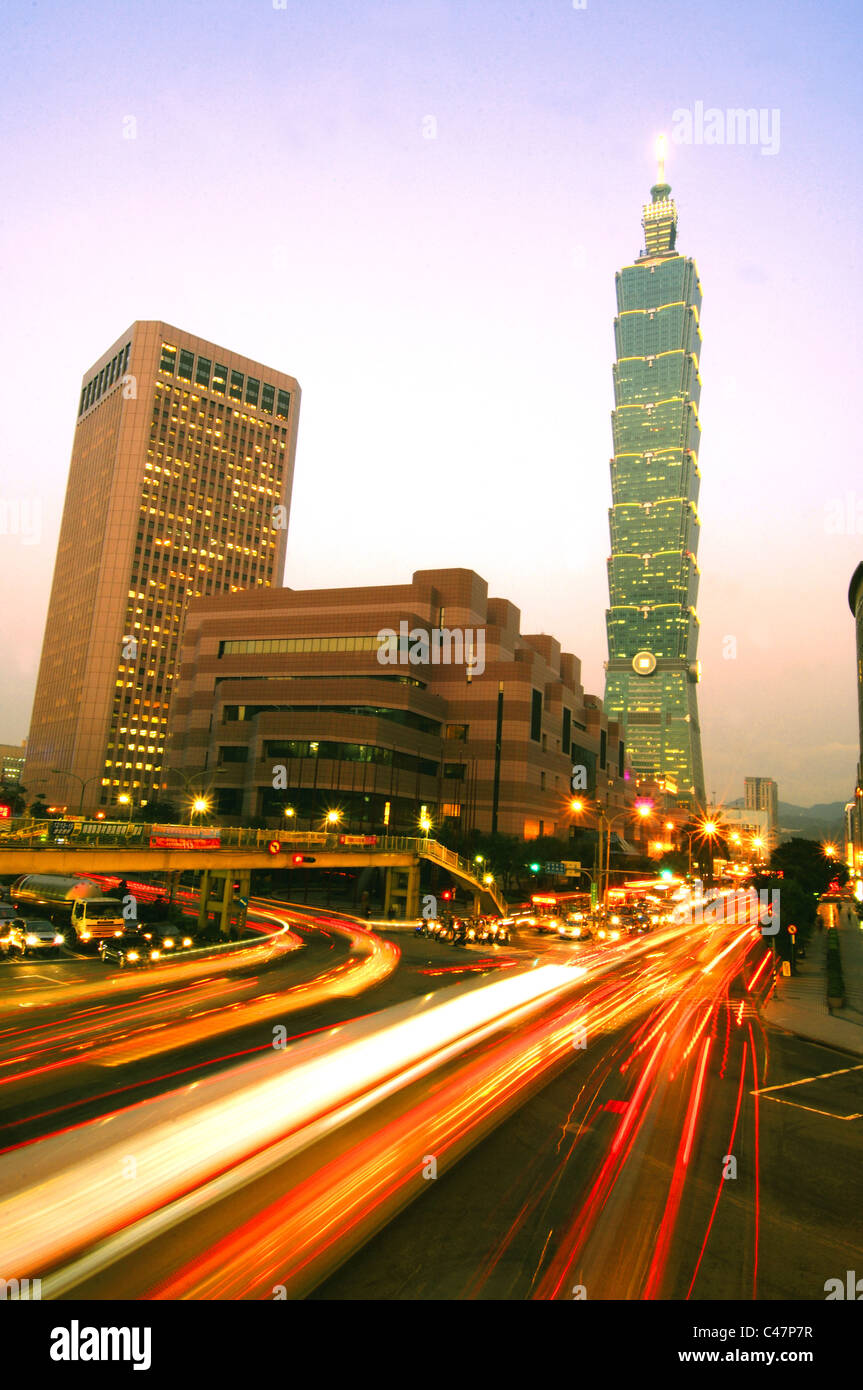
[561,861,581,874]
[0,805,11,820]
[338,834,378,845]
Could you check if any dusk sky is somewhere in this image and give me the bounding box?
[2,0,862,808]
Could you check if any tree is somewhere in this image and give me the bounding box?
[0,780,27,816]
[770,838,849,898]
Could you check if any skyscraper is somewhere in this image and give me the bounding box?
[603,141,706,808]
[744,776,779,848]
[24,322,300,814]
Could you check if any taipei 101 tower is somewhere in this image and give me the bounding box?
[603,138,706,808]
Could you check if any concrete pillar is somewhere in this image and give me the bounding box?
[383,867,393,918]
[198,869,211,935]
[405,862,420,919]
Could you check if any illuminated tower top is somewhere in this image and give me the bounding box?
[641,134,677,257]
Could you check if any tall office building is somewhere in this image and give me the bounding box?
[847,561,863,864]
[24,322,301,813]
[744,776,779,848]
[603,141,706,808]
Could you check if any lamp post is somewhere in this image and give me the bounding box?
[51,770,102,815]
[571,797,653,906]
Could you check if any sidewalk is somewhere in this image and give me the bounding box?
[761,901,863,1055]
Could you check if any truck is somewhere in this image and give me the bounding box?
[9,875,127,947]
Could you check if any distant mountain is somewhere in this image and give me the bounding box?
[726,799,847,840]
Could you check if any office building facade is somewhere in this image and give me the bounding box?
[24,322,300,813]
[848,562,863,864]
[603,154,706,808]
[166,568,645,843]
[744,776,779,849]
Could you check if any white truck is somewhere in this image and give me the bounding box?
[10,875,127,947]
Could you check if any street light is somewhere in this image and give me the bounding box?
[117,793,133,822]
[190,796,210,825]
[51,769,102,815]
[283,806,296,820]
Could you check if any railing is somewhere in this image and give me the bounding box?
[0,823,505,905]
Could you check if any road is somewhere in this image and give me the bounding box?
[0,887,859,1300]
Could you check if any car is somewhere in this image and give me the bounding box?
[98,933,165,968]
[0,903,17,922]
[0,918,66,958]
[138,930,196,952]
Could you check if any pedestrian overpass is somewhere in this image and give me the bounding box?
[0,825,507,920]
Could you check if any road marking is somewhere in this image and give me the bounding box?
[753,1063,863,1095]
[758,1095,862,1121]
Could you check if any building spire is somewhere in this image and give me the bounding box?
[642,133,677,255]
[650,132,671,202]
[656,133,667,185]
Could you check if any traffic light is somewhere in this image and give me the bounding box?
[266,840,282,855]
[441,890,452,900]
[529,862,541,874]
[292,854,316,865]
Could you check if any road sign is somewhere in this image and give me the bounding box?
[788,924,797,936]
[561,860,581,874]
[238,896,249,908]
[781,960,791,976]
[545,862,564,874]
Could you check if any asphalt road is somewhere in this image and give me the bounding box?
[313,1010,863,1301]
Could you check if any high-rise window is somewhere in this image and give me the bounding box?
[530,689,542,742]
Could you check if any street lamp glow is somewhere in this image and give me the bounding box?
[482,873,494,885]
[636,802,652,819]
[570,799,584,813]
[823,842,839,858]
[325,810,341,825]
[419,816,431,833]
[192,797,209,814]
[283,806,295,818]
[703,821,717,835]
[117,794,130,805]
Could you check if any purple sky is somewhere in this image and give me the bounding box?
[2,0,862,807]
